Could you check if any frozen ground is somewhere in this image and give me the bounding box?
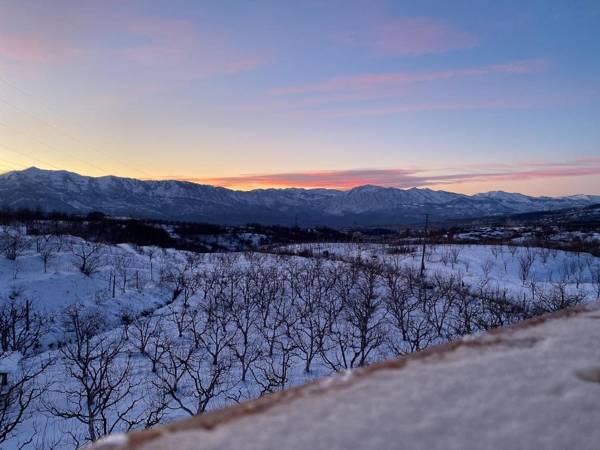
[91,302,600,450]
[1,232,599,449]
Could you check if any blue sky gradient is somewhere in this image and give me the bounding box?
[0,0,598,194]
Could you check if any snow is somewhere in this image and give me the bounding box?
[0,352,22,373]
[88,434,128,449]
[2,167,599,224]
[1,231,599,449]
[90,303,600,450]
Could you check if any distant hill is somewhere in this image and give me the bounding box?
[1,167,599,226]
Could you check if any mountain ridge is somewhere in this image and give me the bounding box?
[1,167,598,226]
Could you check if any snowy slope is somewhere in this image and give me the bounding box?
[91,303,600,450]
[2,231,600,449]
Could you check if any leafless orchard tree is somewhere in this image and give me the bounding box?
[46,306,143,445]
[0,355,52,448]
[112,253,134,294]
[251,335,298,396]
[255,268,291,360]
[536,282,586,313]
[227,270,263,382]
[477,285,526,329]
[159,255,203,307]
[179,345,232,415]
[449,284,484,337]
[142,323,170,374]
[147,328,233,417]
[422,272,459,341]
[383,262,433,354]
[489,245,501,260]
[449,246,461,269]
[37,235,58,273]
[130,316,162,357]
[167,305,193,339]
[480,258,495,281]
[518,248,535,283]
[70,241,105,276]
[148,338,189,409]
[190,295,235,367]
[288,259,335,373]
[321,262,386,370]
[0,296,48,356]
[1,227,28,261]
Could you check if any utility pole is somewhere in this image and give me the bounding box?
[420,214,429,278]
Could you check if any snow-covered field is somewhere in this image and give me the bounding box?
[1,229,599,449]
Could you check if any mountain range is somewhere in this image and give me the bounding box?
[1,167,599,226]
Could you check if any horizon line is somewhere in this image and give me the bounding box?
[2,166,599,198]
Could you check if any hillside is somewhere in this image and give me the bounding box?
[1,226,599,449]
[1,168,599,226]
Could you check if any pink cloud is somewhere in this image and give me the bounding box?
[292,99,534,119]
[374,17,477,55]
[118,16,266,76]
[0,33,80,63]
[335,17,476,56]
[176,158,600,190]
[78,15,268,100]
[0,4,265,79]
[272,59,550,95]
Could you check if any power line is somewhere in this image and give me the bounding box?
[0,142,64,170]
[0,76,159,179]
[0,156,28,170]
[0,119,112,175]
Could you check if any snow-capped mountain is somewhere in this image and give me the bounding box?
[1,167,598,226]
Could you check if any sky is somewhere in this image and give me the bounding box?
[0,0,599,195]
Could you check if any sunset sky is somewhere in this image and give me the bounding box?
[0,0,599,195]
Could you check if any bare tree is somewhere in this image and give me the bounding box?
[449,285,483,337]
[518,248,535,283]
[177,345,232,415]
[480,258,495,281]
[251,336,297,396]
[71,241,104,276]
[449,247,461,269]
[0,354,52,447]
[536,282,586,313]
[167,305,193,339]
[112,253,134,294]
[149,338,189,406]
[1,227,28,261]
[383,263,433,354]
[37,235,57,273]
[0,296,48,356]
[160,257,202,306]
[46,307,143,444]
[288,260,334,373]
[227,271,262,382]
[130,316,162,357]
[321,262,386,370]
[143,324,169,374]
[192,301,235,367]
